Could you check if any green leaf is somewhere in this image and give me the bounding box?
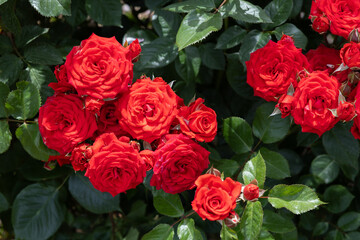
[289,0,302,18]
[124,228,140,240]
[239,201,263,240]
[0,82,10,118]
[164,0,215,13]
[0,192,9,212]
[199,43,225,70]
[260,148,290,180]
[152,189,184,217]
[310,155,339,184]
[0,35,12,54]
[219,0,272,23]
[0,0,21,35]
[262,210,296,233]
[221,224,238,240]
[152,10,182,38]
[0,0,8,5]
[146,0,171,9]
[176,10,222,51]
[175,46,201,82]
[5,81,40,120]
[137,37,178,69]
[68,173,120,214]
[28,0,71,17]
[15,123,58,161]
[85,0,122,27]
[123,27,158,46]
[326,230,345,240]
[177,218,195,240]
[223,117,254,154]
[65,0,87,26]
[0,120,12,154]
[337,212,360,232]
[259,229,275,240]
[324,185,354,214]
[24,43,63,65]
[252,102,291,144]
[268,184,325,214]
[313,222,329,236]
[242,152,266,189]
[322,124,359,181]
[296,131,319,147]
[239,30,271,68]
[262,0,293,30]
[215,159,240,177]
[216,26,247,49]
[12,183,65,240]
[346,232,360,239]
[0,54,23,86]
[15,25,49,48]
[142,224,174,240]
[273,23,308,49]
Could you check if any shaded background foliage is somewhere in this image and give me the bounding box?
[0,0,359,239]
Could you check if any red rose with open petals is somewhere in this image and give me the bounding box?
[70,143,91,171]
[177,98,217,142]
[115,77,178,143]
[150,134,210,194]
[340,42,360,69]
[191,174,242,221]
[291,71,339,136]
[85,133,146,196]
[337,101,355,121]
[65,33,138,99]
[246,35,311,101]
[38,94,97,155]
[49,65,75,93]
[140,149,156,171]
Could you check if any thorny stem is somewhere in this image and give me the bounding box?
[170,210,196,228]
[214,0,227,13]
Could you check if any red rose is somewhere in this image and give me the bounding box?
[70,143,91,171]
[150,134,210,194]
[49,65,75,93]
[65,33,137,99]
[311,16,330,34]
[340,42,360,69]
[85,96,104,115]
[127,39,142,62]
[115,77,178,143]
[177,98,217,142]
[85,133,146,196]
[191,174,242,221]
[246,35,311,102]
[337,101,356,121]
[291,71,339,136]
[39,94,97,155]
[309,0,323,18]
[276,94,294,118]
[140,149,156,171]
[243,184,260,201]
[316,0,360,39]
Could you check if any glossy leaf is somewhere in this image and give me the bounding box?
[0,82,9,118]
[199,43,226,70]
[142,224,174,240]
[313,222,329,236]
[164,0,215,13]
[239,201,263,240]
[24,43,63,65]
[268,184,325,214]
[216,26,247,49]
[310,155,339,184]
[85,0,122,27]
[152,10,182,38]
[176,10,222,51]
[274,23,308,49]
[0,35,13,54]
[15,123,58,161]
[177,218,195,240]
[0,54,23,86]
[29,0,71,17]
[242,152,266,189]
[0,192,9,212]
[262,0,293,30]
[260,148,290,180]
[337,212,360,232]
[0,120,11,154]
[175,46,201,82]
[5,81,40,120]
[153,189,184,217]
[68,173,121,214]
[12,183,65,240]
[262,210,296,233]
[221,224,238,240]
[324,185,354,214]
[223,117,253,154]
[252,103,291,144]
[215,159,240,177]
[15,25,49,48]
[0,0,21,35]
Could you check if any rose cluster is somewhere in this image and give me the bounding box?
[38,34,218,197]
[246,33,360,137]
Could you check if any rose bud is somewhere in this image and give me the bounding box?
[349,28,360,43]
[276,94,294,118]
[129,140,141,152]
[206,166,221,178]
[337,102,356,121]
[311,16,330,34]
[243,184,260,201]
[224,211,240,228]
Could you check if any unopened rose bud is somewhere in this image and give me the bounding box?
[206,166,221,177]
[243,184,260,201]
[129,140,141,151]
[349,28,360,43]
[224,211,240,228]
[348,71,360,84]
[337,101,356,121]
[340,83,352,97]
[44,160,57,171]
[311,16,330,34]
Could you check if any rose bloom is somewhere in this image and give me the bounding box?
[177,98,217,142]
[85,133,146,196]
[246,35,311,102]
[38,94,97,155]
[311,16,330,34]
[291,71,339,136]
[340,42,360,69]
[84,96,104,115]
[243,184,260,201]
[115,77,178,143]
[65,33,141,99]
[48,65,75,93]
[70,143,91,171]
[276,94,294,118]
[337,101,355,121]
[140,149,156,171]
[316,0,360,39]
[191,174,242,221]
[150,134,210,194]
